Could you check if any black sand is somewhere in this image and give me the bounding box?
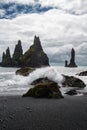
[0,96,87,130]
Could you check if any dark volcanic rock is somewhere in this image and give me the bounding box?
[23,82,63,99]
[31,75,86,89]
[65,89,77,96]
[16,67,35,76]
[2,47,12,67]
[1,40,23,67]
[1,36,49,68]
[12,40,23,67]
[63,75,86,88]
[77,71,87,76]
[65,48,77,67]
[31,77,56,85]
[20,36,49,67]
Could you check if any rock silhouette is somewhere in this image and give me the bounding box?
[65,48,77,67]
[20,36,49,67]
[2,47,12,67]
[1,36,49,67]
[12,40,23,67]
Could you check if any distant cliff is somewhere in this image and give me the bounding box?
[65,48,77,67]
[1,36,50,67]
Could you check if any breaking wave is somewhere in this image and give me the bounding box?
[0,66,87,95]
[0,67,64,95]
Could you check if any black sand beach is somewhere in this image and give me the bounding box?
[0,95,87,130]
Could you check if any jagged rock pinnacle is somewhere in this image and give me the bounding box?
[1,36,50,68]
[65,48,77,67]
[19,36,49,67]
[33,35,43,51]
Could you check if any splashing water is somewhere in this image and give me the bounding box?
[0,66,87,96]
[0,67,64,95]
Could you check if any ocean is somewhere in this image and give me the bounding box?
[0,66,87,96]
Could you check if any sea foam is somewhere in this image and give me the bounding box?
[13,67,64,86]
[0,66,87,95]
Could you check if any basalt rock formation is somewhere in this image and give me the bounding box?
[76,71,87,76]
[20,36,49,67]
[12,40,23,67]
[1,36,50,68]
[23,74,86,98]
[2,47,12,67]
[23,82,63,99]
[16,67,35,76]
[65,48,77,67]
[1,40,23,67]
[63,75,86,88]
[31,76,86,88]
[65,89,77,96]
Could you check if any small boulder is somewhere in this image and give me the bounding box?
[23,82,63,99]
[76,71,87,76]
[16,67,35,76]
[65,89,77,96]
[63,75,86,88]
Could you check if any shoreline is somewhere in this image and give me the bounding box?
[0,95,87,130]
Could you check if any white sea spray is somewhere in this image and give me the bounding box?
[0,66,87,95]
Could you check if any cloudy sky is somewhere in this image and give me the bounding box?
[0,0,87,66]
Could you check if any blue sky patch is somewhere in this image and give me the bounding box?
[0,2,53,19]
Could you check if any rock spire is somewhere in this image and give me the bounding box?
[65,48,77,67]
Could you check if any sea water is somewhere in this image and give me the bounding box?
[0,66,87,96]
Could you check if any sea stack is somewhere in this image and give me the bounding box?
[1,47,12,67]
[1,36,49,68]
[20,36,50,67]
[12,40,23,67]
[65,48,77,67]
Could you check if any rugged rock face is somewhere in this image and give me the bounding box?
[65,89,77,96]
[2,47,12,67]
[76,71,87,76]
[65,48,77,67]
[23,82,63,99]
[63,75,86,88]
[31,77,56,85]
[16,67,35,76]
[1,36,49,68]
[1,40,23,67]
[12,40,23,67]
[20,36,49,67]
[31,76,86,88]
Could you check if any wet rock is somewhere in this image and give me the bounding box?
[31,75,86,88]
[65,89,77,96]
[76,71,87,76]
[23,82,63,99]
[63,75,86,88]
[16,67,35,76]
[31,77,56,85]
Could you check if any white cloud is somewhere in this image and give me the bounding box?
[1,0,87,15]
[0,0,35,4]
[39,0,87,15]
[0,0,87,65]
[0,9,87,42]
